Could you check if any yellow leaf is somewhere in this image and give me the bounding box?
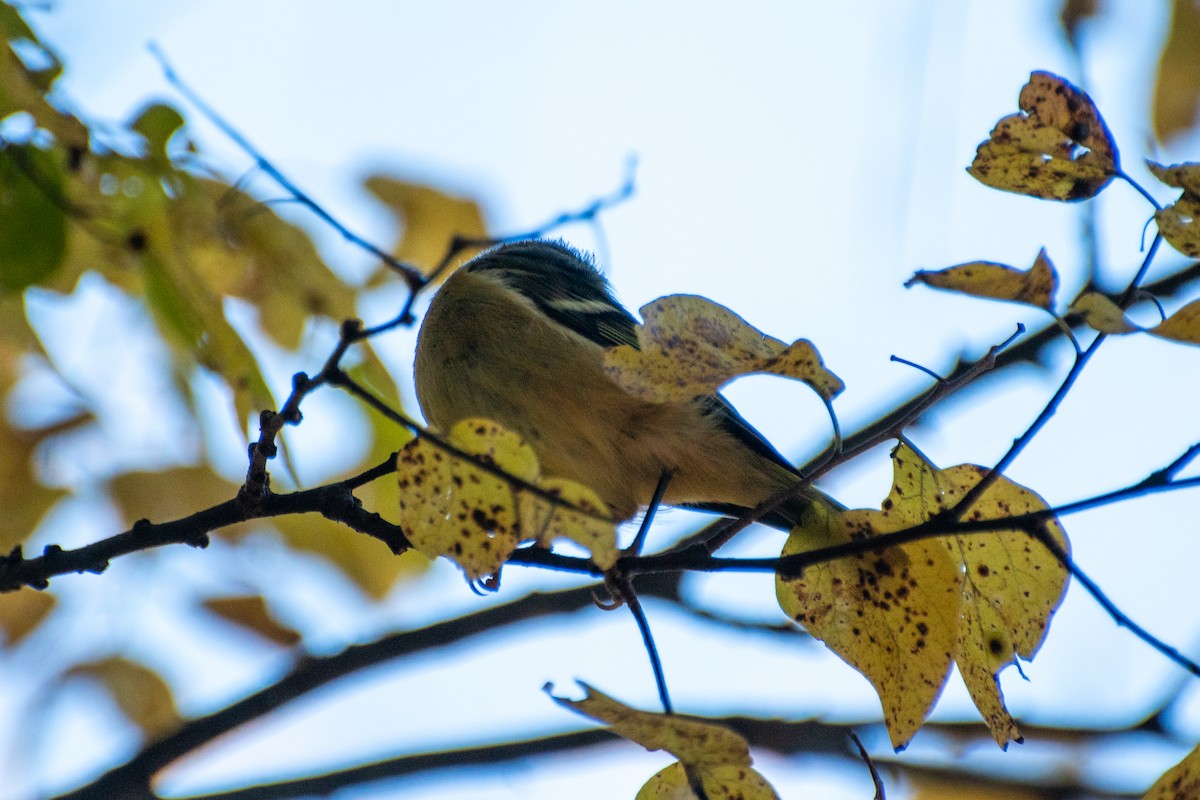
[906,249,1058,311]
[937,465,1070,748]
[776,444,963,749]
[1143,743,1200,800]
[0,588,54,645]
[521,478,619,570]
[1153,0,1200,144]
[202,595,302,647]
[398,418,616,580]
[636,762,780,800]
[0,421,70,552]
[968,71,1117,201]
[1149,299,1200,346]
[548,682,751,768]
[273,513,421,600]
[1148,162,1200,259]
[68,656,180,740]
[604,295,843,404]
[110,466,242,533]
[364,176,489,283]
[1069,291,1139,334]
[398,419,538,581]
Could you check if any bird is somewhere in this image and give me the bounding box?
[413,239,827,530]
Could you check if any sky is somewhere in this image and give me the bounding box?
[8,1,1200,799]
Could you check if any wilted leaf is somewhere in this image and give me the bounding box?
[364,176,488,283]
[1148,161,1200,259]
[0,588,54,645]
[68,656,180,739]
[1143,743,1200,800]
[938,464,1070,747]
[1069,291,1139,334]
[604,295,843,404]
[636,762,780,800]
[0,144,67,292]
[776,444,962,749]
[1153,0,1200,144]
[969,71,1117,201]
[202,595,302,647]
[906,249,1058,311]
[1149,299,1200,345]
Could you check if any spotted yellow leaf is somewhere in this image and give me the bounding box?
[937,464,1070,748]
[776,444,963,749]
[1143,742,1200,800]
[906,249,1058,311]
[1148,162,1200,259]
[604,295,843,404]
[969,71,1117,201]
[636,762,780,800]
[398,419,616,580]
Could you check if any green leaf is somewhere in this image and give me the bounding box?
[0,144,66,291]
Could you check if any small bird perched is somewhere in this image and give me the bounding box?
[413,239,822,529]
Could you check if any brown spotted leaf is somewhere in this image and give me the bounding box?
[1143,742,1200,800]
[937,465,1070,748]
[1148,161,1200,259]
[969,71,1117,201]
[776,443,962,749]
[604,295,843,404]
[906,249,1058,311]
[398,419,616,580]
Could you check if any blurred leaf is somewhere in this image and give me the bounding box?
[189,179,358,349]
[776,444,961,750]
[129,102,186,161]
[0,588,54,645]
[969,71,1117,201]
[604,295,843,404]
[363,176,488,283]
[273,346,426,600]
[1148,161,1200,259]
[109,465,244,532]
[202,595,302,647]
[905,249,1058,312]
[0,144,67,291]
[68,656,180,740]
[1059,0,1101,48]
[1150,299,1200,345]
[0,12,88,149]
[1153,0,1200,144]
[1069,291,1139,333]
[0,420,72,552]
[1144,742,1200,799]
